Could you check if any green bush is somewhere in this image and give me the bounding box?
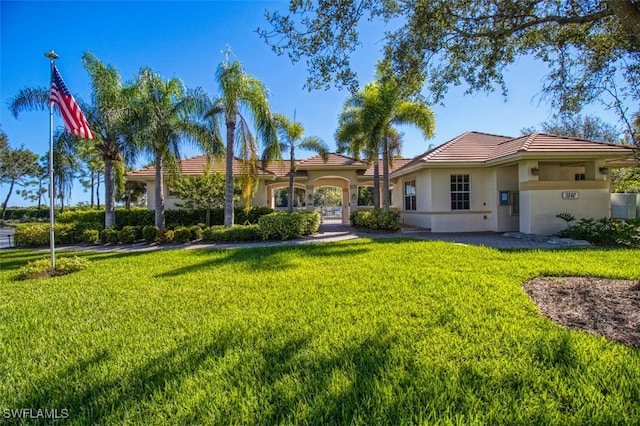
[3,206,51,221]
[160,229,174,244]
[83,229,99,244]
[142,225,160,243]
[298,211,321,235]
[202,225,259,242]
[13,223,88,246]
[351,209,400,231]
[190,225,203,241]
[18,256,90,280]
[100,228,120,244]
[257,212,310,240]
[236,206,274,224]
[174,227,192,243]
[119,226,140,244]
[57,209,104,224]
[556,217,640,247]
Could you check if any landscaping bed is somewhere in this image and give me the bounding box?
[524,276,640,347]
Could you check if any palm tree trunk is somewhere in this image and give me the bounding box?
[224,118,236,227]
[154,151,165,229]
[90,171,95,209]
[104,158,116,228]
[288,143,295,213]
[373,161,380,209]
[382,138,391,212]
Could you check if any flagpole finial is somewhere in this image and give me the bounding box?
[44,50,59,60]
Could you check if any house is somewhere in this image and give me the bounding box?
[126,131,635,235]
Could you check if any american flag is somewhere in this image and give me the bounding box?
[50,65,93,139]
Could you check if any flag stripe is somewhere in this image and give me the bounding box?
[50,65,93,139]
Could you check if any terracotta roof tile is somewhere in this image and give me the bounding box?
[297,152,368,168]
[126,155,276,179]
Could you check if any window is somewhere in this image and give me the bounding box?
[404,180,416,210]
[357,186,374,206]
[575,173,586,181]
[511,192,520,216]
[450,175,470,210]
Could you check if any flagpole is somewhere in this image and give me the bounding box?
[45,50,59,272]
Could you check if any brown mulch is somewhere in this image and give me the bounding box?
[523,277,640,348]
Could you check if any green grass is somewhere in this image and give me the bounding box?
[1,240,639,425]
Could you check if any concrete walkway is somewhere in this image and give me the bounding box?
[27,224,577,254]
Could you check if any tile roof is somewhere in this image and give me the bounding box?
[297,152,368,168]
[126,155,276,179]
[487,133,634,160]
[392,131,635,176]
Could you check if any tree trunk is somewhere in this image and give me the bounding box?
[96,173,101,209]
[288,143,295,213]
[1,178,15,220]
[609,0,640,51]
[104,158,116,228]
[154,151,165,229]
[382,137,391,212]
[90,171,95,209]
[224,117,236,227]
[373,161,380,209]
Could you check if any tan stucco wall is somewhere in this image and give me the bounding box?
[519,182,611,235]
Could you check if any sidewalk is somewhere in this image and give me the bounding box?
[37,225,573,253]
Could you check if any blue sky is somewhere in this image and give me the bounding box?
[0,0,622,206]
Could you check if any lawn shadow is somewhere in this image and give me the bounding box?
[9,322,404,424]
[156,240,373,278]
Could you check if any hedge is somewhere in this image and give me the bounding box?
[351,209,400,231]
[201,225,259,242]
[257,211,321,240]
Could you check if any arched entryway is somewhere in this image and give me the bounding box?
[307,176,352,224]
[311,186,343,224]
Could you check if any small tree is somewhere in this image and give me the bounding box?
[171,165,228,226]
[0,132,40,220]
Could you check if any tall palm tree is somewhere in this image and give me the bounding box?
[128,67,221,229]
[274,113,328,213]
[9,52,134,228]
[337,77,436,211]
[208,58,280,227]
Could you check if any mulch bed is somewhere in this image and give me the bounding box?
[523,276,640,348]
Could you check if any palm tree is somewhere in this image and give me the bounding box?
[337,76,435,211]
[274,113,328,213]
[208,58,280,227]
[9,52,134,228]
[128,67,221,229]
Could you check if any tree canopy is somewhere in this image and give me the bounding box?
[260,0,640,130]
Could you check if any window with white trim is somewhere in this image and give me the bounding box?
[450,175,470,210]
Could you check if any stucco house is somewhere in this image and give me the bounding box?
[126,131,636,235]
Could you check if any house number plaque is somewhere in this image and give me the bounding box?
[562,191,579,200]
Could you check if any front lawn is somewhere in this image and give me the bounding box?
[1,240,639,424]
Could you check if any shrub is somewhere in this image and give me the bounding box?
[119,226,140,244]
[173,227,192,243]
[83,229,99,244]
[258,212,307,240]
[236,206,274,224]
[202,225,259,242]
[190,225,203,241]
[298,211,321,235]
[13,223,88,246]
[556,217,640,247]
[14,223,48,246]
[57,209,104,224]
[160,229,174,244]
[19,256,90,280]
[351,209,400,231]
[142,225,160,243]
[100,227,120,244]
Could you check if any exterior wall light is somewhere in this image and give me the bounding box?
[530,167,540,176]
[599,167,609,175]
[351,193,356,202]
